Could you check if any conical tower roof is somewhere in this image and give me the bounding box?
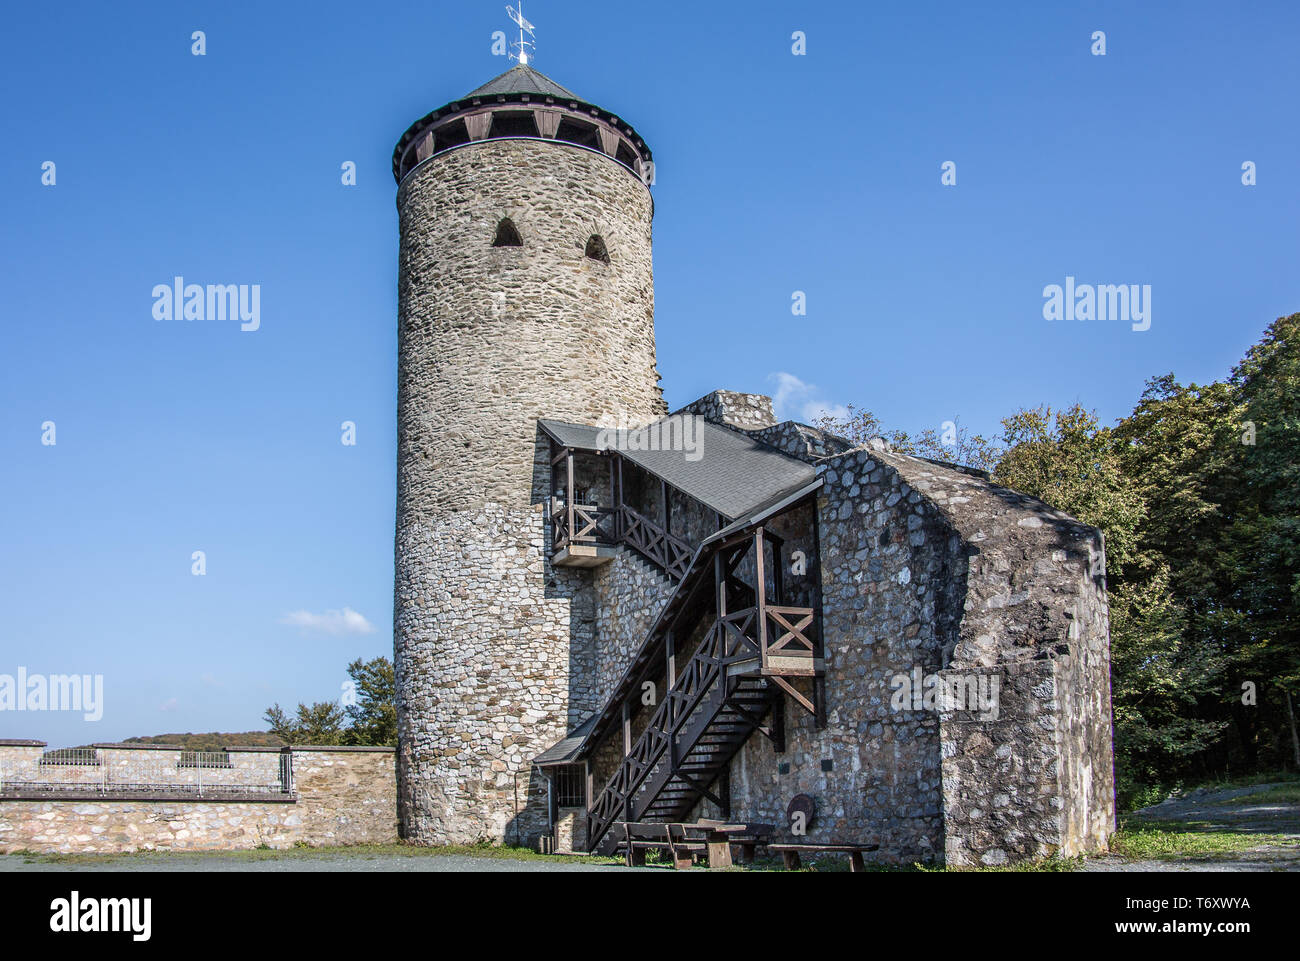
[462,64,579,101]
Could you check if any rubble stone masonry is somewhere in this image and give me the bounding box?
[0,744,397,854]
[393,138,666,845]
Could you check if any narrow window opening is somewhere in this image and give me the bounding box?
[615,141,639,169]
[433,118,470,153]
[585,234,610,264]
[488,110,540,139]
[555,117,602,150]
[493,218,523,248]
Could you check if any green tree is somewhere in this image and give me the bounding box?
[342,656,397,746]
[811,405,1000,472]
[264,656,397,747]
[993,404,1145,575]
[1224,313,1300,767]
[263,701,346,746]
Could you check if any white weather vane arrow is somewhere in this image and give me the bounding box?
[506,4,536,65]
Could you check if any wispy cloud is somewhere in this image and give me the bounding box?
[769,372,850,424]
[159,697,178,712]
[279,607,376,636]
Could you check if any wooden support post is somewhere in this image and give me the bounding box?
[566,450,576,547]
[754,528,768,668]
[616,456,625,539]
[415,130,434,161]
[466,112,491,141]
[622,700,632,756]
[533,108,561,139]
[661,479,670,538]
[714,552,727,620]
[665,630,676,690]
[811,510,827,729]
[607,454,615,535]
[719,767,731,820]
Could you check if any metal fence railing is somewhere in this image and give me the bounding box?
[177,751,233,769]
[3,747,292,798]
[38,747,100,766]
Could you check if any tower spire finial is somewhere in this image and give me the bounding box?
[506,4,536,66]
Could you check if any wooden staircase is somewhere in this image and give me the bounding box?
[547,466,825,855]
[587,608,790,854]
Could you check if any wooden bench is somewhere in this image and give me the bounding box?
[769,842,880,872]
[612,822,706,869]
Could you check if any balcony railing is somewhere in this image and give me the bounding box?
[552,503,620,551]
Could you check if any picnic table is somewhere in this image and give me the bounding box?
[613,820,775,868]
[687,819,775,867]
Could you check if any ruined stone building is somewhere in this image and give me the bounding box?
[390,64,1115,865]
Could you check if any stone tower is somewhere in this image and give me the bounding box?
[391,64,666,843]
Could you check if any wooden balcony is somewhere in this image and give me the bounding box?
[721,605,823,679]
[552,503,620,568]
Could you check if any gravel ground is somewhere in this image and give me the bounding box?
[1083,781,1300,872]
[0,851,628,873]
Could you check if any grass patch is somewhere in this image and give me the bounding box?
[919,854,1082,873]
[1214,783,1300,806]
[1119,770,1300,814]
[12,841,622,868]
[1111,820,1300,860]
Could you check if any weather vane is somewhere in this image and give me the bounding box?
[506,4,536,65]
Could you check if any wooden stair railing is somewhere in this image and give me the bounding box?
[618,504,693,581]
[588,617,773,853]
[578,520,824,854]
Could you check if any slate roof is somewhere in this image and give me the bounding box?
[534,715,597,766]
[538,417,817,521]
[464,64,580,101]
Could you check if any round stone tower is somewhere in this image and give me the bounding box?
[391,64,667,844]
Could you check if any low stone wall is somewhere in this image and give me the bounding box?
[0,743,397,854]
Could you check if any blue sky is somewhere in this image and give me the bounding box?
[2,1,1297,747]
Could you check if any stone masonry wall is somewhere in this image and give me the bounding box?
[691,412,1114,865]
[676,391,777,432]
[393,137,667,846]
[0,746,397,854]
[395,500,588,846]
[726,443,950,862]
[587,547,675,714]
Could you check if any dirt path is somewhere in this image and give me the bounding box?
[1084,782,1300,872]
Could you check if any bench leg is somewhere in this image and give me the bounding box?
[629,847,646,867]
[781,850,801,871]
[707,841,733,869]
[850,851,865,873]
